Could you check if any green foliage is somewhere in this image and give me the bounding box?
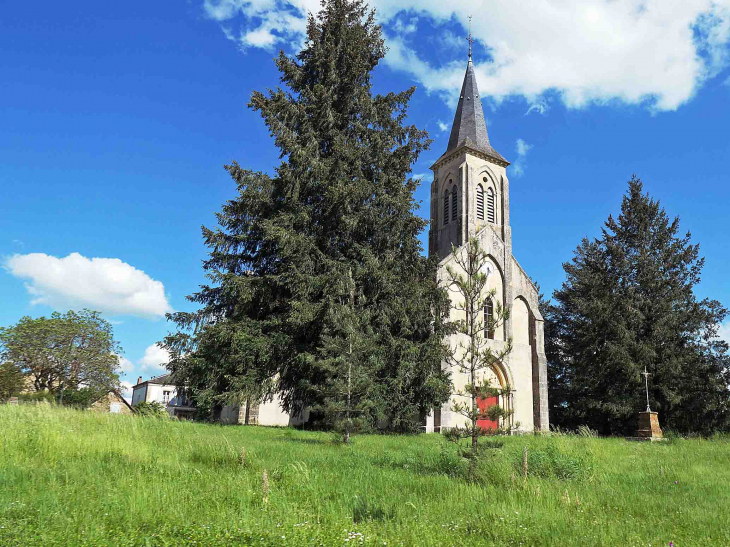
[443,238,514,450]
[59,387,107,410]
[162,0,452,432]
[5,405,730,546]
[0,361,24,401]
[133,401,167,418]
[0,309,122,397]
[546,177,730,435]
[17,391,54,404]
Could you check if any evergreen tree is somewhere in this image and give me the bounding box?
[549,176,730,434]
[442,239,513,450]
[163,0,452,431]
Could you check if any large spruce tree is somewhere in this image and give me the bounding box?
[547,177,730,435]
[163,0,452,432]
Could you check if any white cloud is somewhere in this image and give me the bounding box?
[512,138,532,178]
[718,321,730,344]
[11,239,24,248]
[202,0,730,112]
[525,101,548,116]
[139,344,171,375]
[4,253,173,319]
[437,120,448,132]
[393,16,418,34]
[116,355,135,375]
[120,380,134,398]
[411,173,429,180]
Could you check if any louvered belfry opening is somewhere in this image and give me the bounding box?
[451,186,457,222]
[476,184,484,220]
[487,186,496,224]
[443,188,449,225]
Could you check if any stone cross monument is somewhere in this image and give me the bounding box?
[636,366,663,440]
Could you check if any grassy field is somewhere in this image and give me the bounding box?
[1,405,729,546]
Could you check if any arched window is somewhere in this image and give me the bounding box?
[487,187,496,224]
[443,189,449,225]
[451,185,457,222]
[484,297,495,340]
[476,184,484,220]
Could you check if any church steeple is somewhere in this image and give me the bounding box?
[444,40,507,165]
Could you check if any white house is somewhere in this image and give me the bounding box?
[131,374,196,419]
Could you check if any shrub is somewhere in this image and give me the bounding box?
[17,391,54,404]
[133,401,167,418]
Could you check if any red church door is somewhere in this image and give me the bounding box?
[476,395,499,432]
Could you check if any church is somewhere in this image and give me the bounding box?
[423,50,549,434]
[168,49,549,433]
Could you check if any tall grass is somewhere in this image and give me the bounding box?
[1,405,729,546]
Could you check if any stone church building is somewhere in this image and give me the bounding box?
[145,51,549,433]
[423,53,549,434]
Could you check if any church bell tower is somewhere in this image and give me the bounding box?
[426,35,550,433]
[428,44,511,260]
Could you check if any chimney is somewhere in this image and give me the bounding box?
[137,376,142,386]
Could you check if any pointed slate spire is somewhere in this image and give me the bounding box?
[443,51,507,164]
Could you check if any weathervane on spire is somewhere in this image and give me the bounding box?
[467,15,474,61]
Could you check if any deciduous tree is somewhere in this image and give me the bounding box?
[0,361,24,401]
[0,310,122,403]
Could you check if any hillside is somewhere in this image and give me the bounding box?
[1,405,729,546]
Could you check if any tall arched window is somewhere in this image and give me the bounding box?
[443,189,449,225]
[476,184,484,220]
[451,185,457,222]
[484,297,495,340]
[487,187,496,224]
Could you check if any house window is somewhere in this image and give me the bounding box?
[476,184,484,220]
[443,188,449,225]
[163,391,171,404]
[487,186,496,224]
[451,186,457,222]
[484,298,495,340]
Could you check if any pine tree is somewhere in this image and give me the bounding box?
[163,0,452,431]
[549,176,730,434]
[442,239,513,451]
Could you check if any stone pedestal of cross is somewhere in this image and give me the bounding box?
[636,367,663,440]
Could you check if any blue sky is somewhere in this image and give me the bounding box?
[2,0,730,397]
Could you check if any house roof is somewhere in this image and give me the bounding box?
[133,373,173,388]
[433,58,508,167]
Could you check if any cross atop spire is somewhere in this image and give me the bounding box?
[435,30,508,166]
[467,16,474,62]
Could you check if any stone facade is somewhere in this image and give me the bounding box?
[424,56,549,434]
[637,411,663,439]
[89,391,133,414]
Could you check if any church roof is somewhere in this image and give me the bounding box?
[434,58,508,167]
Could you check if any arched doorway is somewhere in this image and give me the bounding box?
[476,363,508,432]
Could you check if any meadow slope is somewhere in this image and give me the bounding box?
[1,405,728,546]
